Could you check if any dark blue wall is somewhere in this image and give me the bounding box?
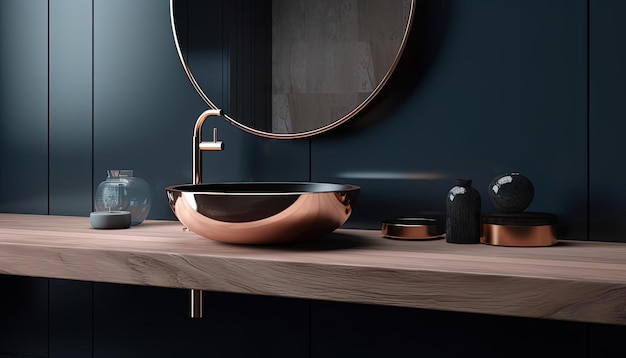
[2,0,615,241]
[3,0,613,242]
[2,0,626,357]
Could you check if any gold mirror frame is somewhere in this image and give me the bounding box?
[170,0,417,139]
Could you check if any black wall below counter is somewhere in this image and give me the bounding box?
[2,0,626,357]
[3,275,626,358]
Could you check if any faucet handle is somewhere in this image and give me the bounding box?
[199,127,224,151]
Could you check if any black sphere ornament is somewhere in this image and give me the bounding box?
[487,172,534,213]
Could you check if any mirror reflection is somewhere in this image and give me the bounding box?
[172,0,414,138]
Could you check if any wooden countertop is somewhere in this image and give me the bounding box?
[1,213,625,325]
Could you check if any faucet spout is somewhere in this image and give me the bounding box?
[193,109,224,185]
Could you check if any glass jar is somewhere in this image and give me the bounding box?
[94,170,151,225]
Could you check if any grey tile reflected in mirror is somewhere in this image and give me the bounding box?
[272,0,411,133]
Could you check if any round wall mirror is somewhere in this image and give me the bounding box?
[170,0,416,139]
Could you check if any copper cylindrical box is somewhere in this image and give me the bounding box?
[382,218,445,240]
[481,212,558,247]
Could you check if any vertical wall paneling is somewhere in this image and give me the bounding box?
[589,0,626,242]
[49,279,93,357]
[311,301,588,357]
[93,283,309,357]
[589,323,626,357]
[0,3,50,357]
[0,0,49,214]
[93,0,209,220]
[49,0,93,216]
[0,275,48,358]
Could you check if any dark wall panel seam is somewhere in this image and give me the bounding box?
[47,0,51,355]
[91,0,95,213]
[586,0,590,242]
[91,2,96,356]
[47,0,51,216]
[47,278,50,358]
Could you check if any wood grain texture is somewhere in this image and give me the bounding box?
[1,214,626,325]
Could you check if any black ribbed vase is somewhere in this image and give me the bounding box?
[446,179,481,244]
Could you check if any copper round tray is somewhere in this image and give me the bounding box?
[382,218,445,240]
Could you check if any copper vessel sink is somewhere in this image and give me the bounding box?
[165,182,360,245]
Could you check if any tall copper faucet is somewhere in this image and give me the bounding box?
[190,108,224,318]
